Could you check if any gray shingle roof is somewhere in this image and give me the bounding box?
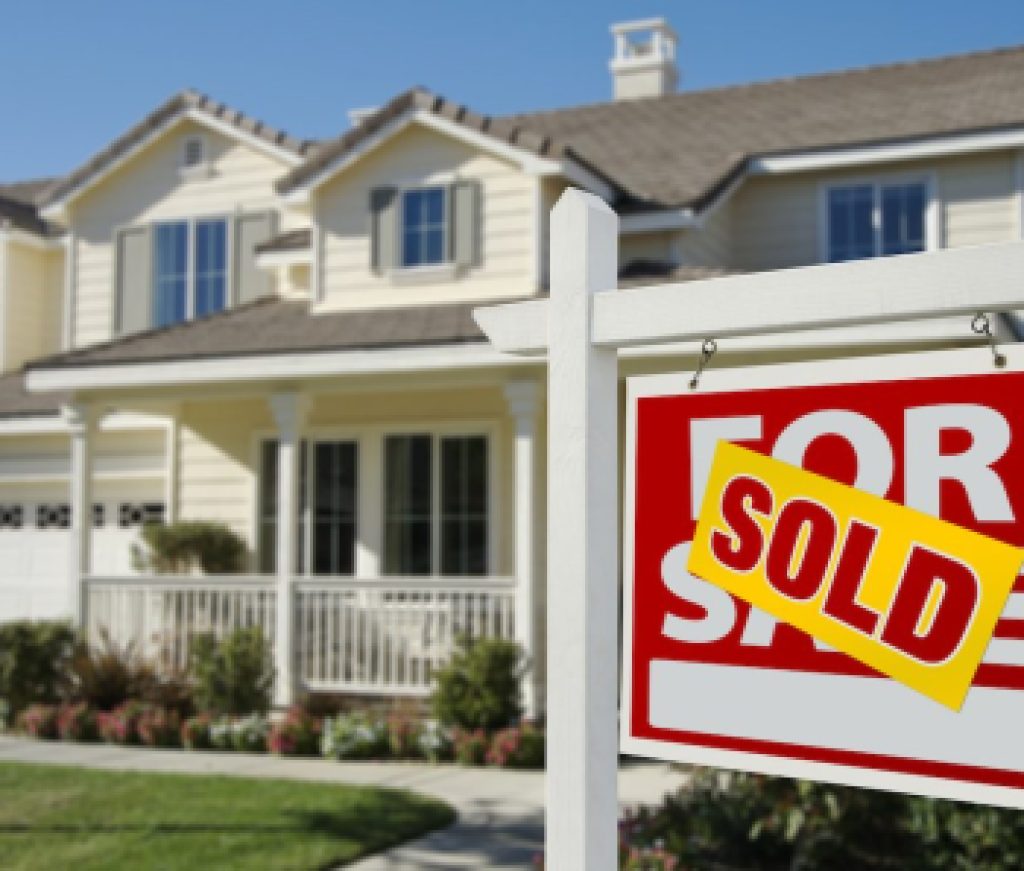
[38,90,320,210]
[0,371,66,418]
[276,87,620,197]
[504,44,1024,209]
[0,178,60,236]
[29,296,492,370]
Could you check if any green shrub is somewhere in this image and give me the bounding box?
[430,636,524,731]
[416,719,453,762]
[132,520,247,574]
[320,712,389,760]
[17,703,59,739]
[486,722,544,768]
[269,706,322,756]
[190,627,273,715]
[137,707,181,748]
[0,621,76,716]
[97,700,151,744]
[57,702,98,742]
[452,727,488,765]
[181,713,213,750]
[231,714,270,752]
[63,631,158,712]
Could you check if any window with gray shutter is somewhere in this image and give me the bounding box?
[369,186,398,273]
[450,180,480,269]
[233,211,277,304]
[115,225,153,336]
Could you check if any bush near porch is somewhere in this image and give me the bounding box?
[1,622,545,768]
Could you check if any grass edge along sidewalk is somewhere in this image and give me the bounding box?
[0,760,455,871]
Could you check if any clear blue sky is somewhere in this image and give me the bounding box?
[3,0,1024,183]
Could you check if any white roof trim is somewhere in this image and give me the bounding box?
[25,342,535,393]
[255,247,311,270]
[41,107,303,220]
[0,228,61,251]
[283,108,615,204]
[0,409,167,435]
[750,126,1024,176]
[619,207,697,233]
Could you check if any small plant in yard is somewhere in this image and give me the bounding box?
[486,721,544,769]
[231,714,270,752]
[137,707,181,748]
[320,712,389,760]
[0,698,10,731]
[57,702,98,742]
[416,719,453,762]
[269,706,321,756]
[209,715,236,751]
[181,713,214,749]
[64,631,158,712]
[430,636,525,731]
[97,700,150,745]
[452,727,489,766]
[190,627,274,716]
[132,520,247,574]
[0,621,76,716]
[385,707,423,758]
[17,704,59,739]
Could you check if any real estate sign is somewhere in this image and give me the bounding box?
[621,346,1024,808]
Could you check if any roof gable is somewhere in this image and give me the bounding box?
[39,90,319,218]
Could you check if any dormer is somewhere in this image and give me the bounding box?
[609,18,679,100]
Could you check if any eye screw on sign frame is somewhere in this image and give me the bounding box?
[473,188,1024,871]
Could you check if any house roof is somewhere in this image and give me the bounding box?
[255,227,311,254]
[37,90,320,211]
[0,371,67,418]
[275,87,620,197]
[0,178,60,236]
[504,44,1024,209]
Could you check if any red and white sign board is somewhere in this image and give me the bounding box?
[621,345,1024,808]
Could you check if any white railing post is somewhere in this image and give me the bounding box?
[64,402,96,627]
[546,189,620,869]
[269,391,308,708]
[504,379,542,719]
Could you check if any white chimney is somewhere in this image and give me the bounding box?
[609,18,679,100]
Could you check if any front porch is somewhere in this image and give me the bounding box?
[62,374,545,711]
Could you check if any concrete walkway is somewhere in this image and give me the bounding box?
[0,735,686,869]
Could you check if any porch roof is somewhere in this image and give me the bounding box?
[27,296,492,371]
[0,371,67,418]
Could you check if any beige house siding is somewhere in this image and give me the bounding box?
[316,123,536,312]
[4,241,62,371]
[69,119,295,349]
[679,197,733,268]
[729,151,1021,273]
[174,384,522,576]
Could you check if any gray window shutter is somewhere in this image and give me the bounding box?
[450,180,480,269]
[369,186,398,273]
[115,225,152,335]
[234,211,277,305]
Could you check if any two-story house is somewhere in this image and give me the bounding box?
[4,18,1024,709]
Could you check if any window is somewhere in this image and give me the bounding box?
[0,505,23,529]
[258,440,353,576]
[401,187,447,268]
[384,433,489,576]
[153,218,229,327]
[118,503,166,528]
[182,136,205,168]
[384,435,433,575]
[36,504,70,529]
[826,180,929,263]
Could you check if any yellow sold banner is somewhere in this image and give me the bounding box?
[688,442,1024,710]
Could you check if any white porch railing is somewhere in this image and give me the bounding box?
[84,576,276,672]
[83,575,517,695]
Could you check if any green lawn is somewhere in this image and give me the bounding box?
[0,762,455,870]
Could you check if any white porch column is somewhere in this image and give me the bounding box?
[504,380,542,719]
[268,391,309,708]
[63,402,96,627]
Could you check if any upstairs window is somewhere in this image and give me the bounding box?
[153,218,228,328]
[182,136,205,168]
[826,180,930,263]
[401,187,447,268]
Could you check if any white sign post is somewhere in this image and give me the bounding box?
[474,189,1024,868]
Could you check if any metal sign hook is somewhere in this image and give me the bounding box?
[971,313,1007,369]
[689,338,718,390]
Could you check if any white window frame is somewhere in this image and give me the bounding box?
[152,214,232,323]
[398,184,451,272]
[250,420,500,579]
[817,171,940,264]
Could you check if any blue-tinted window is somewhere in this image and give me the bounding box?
[881,183,926,256]
[154,222,188,327]
[828,181,927,263]
[401,187,447,268]
[195,219,227,317]
[827,185,874,262]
